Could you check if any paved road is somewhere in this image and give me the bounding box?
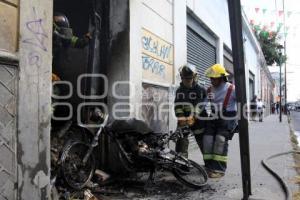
[291,111,300,133]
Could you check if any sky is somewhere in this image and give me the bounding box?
[241,0,300,102]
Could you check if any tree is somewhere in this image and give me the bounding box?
[252,26,287,66]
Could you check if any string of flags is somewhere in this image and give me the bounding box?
[250,20,285,31]
[242,5,300,38]
[251,23,289,38]
[251,22,289,38]
[249,19,300,32]
[242,5,300,17]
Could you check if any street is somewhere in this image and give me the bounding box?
[291,111,300,135]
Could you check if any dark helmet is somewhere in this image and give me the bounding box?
[53,12,73,41]
[179,64,197,79]
[53,12,70,28]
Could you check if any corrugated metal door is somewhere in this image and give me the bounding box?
[187,27,216,88]
[186,26,216,148]
[224,56,233,73]
[224,56,234,82]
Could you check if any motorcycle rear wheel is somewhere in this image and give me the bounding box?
[60,140,95,190]
[172,159,208,189]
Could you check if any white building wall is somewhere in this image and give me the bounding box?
[242,12,263,104]
[244,32,260,97]
[243,41,251,106]
[170,0,188,131]
[142,0,173,43]
[244,36,258,74]
[173,0,187,85]
[140,0,174,85]
[130,0,175,132]
[129,0,143,118]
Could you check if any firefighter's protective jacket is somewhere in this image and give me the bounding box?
[207,82,237,113]
[174,82,206,129]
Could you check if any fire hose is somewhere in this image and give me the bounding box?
[261,151,300,200]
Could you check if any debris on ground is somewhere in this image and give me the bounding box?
[291,176,300,184]
[294,192,300,200]
[95,169,111,183]
[84,189,99,200]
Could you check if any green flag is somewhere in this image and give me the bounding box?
[254,25,261,31]
[262,8,267,14]
[277,23,283,31]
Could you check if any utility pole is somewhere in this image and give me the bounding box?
[227,1,252,199]
[283,0,288,113]
[279,49,283,122]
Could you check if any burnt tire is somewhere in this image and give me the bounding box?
[172,159,208,189]
[60,140,95,190]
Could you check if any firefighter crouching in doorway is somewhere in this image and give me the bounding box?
[52,12,92,82]
[174,65,207,158]
[51,12,92,114]
[203,64,237,178]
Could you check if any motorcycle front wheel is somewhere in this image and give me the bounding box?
[172,159,208,189]
[60,140,95,190]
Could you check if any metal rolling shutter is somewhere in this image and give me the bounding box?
[187,27,216,88]
[224,56,233,73]
[224,56,234,82]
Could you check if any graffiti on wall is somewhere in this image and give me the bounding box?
[22,7,48,70]
[142,54,166,78]
[141,28,173,84]
[23,7,48,52]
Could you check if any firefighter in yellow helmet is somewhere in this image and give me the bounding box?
[174,64,207,158]
[203,64,237,178]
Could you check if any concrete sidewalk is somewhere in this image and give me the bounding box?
[187,114,298,200]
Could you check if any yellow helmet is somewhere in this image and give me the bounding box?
[205,64,229,78]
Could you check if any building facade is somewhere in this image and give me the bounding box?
[261,64,275,115]
[269,66,284,107]
[242,11,274,115]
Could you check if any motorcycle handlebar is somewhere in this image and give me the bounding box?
[169,126,191,142]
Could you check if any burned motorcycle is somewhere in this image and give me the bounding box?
[59,110,208,190]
